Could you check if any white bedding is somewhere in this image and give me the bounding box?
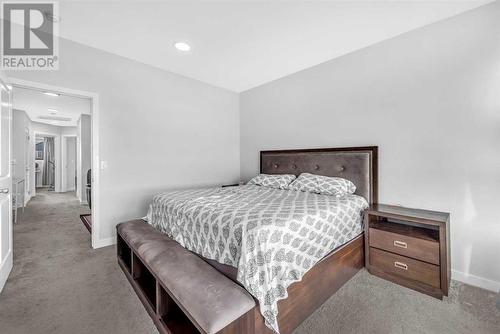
[146,184,368,333]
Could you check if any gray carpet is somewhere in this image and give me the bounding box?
[0,190,156,334]
[0,190,498,334]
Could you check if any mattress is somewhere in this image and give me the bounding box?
[146,184,368,333]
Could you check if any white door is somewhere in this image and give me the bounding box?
[0,78,12,291]
[66,137,76,191]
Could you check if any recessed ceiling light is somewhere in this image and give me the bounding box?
[44,92,60,97]
[48,108,58,113]
[174,42,191,52]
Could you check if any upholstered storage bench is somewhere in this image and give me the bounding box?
[116,220,256,334]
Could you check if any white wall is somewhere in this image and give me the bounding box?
[12,110,29,180]
[7,38,240,246]
[61,127,77,136]
[12,109,32,203]
[32,121,64,134]
[240,3,500,290]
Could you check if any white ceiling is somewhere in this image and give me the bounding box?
[12,87,91,127]
[57,1,492,92]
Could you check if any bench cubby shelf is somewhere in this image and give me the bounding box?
[117,234,201,334]
[117,235,131,273]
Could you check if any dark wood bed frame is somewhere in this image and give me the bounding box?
[255,146,378,333]
[118,146,378,334]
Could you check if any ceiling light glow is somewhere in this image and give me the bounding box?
[44,92,60,97]
[174,42,191,52]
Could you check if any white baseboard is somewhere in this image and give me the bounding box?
[0,250,13,293]
[452,270,500,292]
[92,236,116,249]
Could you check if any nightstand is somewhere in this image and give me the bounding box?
[364,204,450,299]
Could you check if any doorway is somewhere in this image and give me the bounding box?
[34,135,56,192]
[14,88,92,237]
[8,78,100,248]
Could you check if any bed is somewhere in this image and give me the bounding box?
[119,146,378,334]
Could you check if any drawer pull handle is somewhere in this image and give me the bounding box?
[394,261,408,270]
[393,240,407,249]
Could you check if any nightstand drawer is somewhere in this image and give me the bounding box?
[370,248,440,288]
[369,227,440,265]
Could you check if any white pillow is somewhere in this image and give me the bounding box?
[248,174,296,190]
[288,173,356,197]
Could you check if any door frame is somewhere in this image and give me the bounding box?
[33,132,60,193]
[9,78,101,249]
[0,75,12,292]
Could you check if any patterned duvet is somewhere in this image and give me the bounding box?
[146,184,368,333]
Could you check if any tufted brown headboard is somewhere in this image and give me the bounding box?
[260,146,378,204]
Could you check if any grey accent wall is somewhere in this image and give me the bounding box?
[240,3,500,288]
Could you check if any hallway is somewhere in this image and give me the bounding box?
[0,191,156,334]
